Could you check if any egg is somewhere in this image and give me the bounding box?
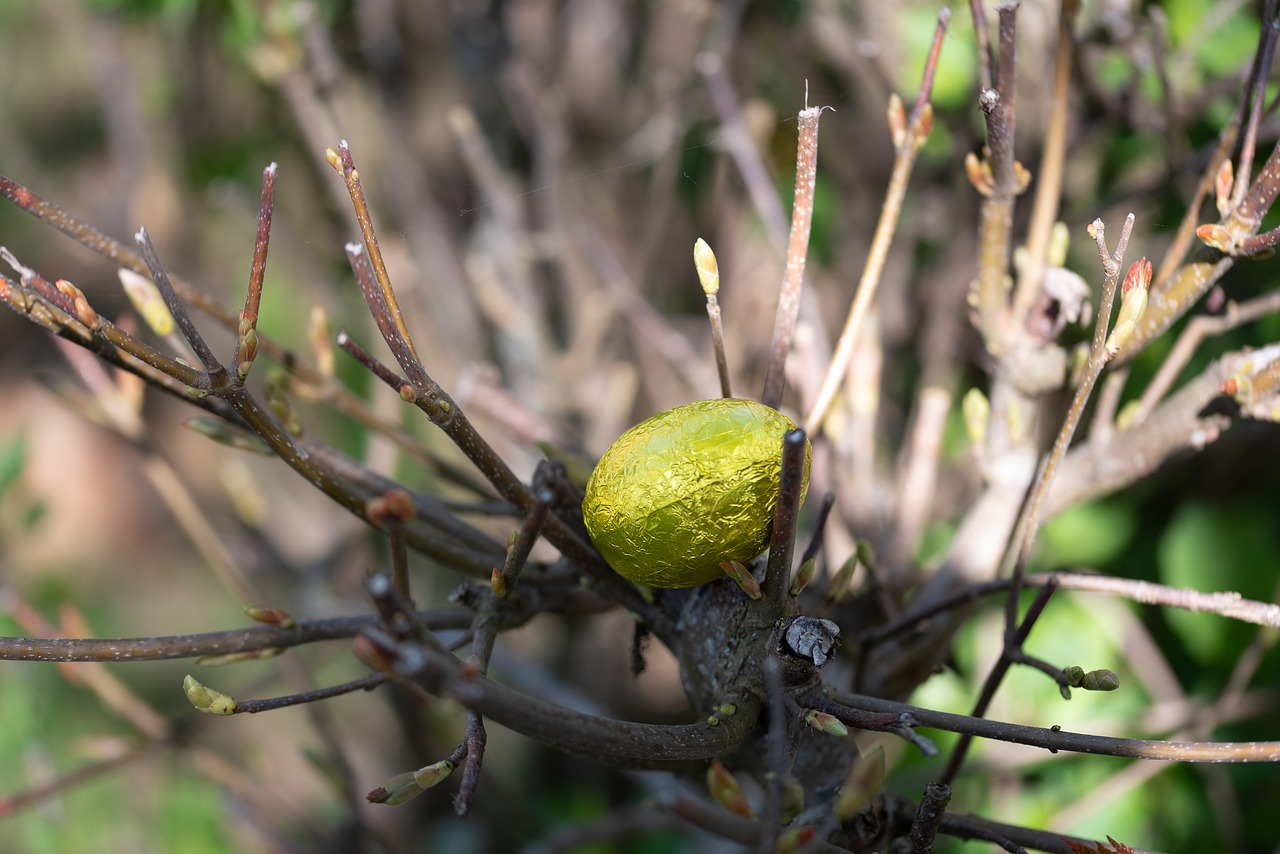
[582,398,811,588]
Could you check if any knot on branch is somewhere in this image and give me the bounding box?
[780,616,841,669]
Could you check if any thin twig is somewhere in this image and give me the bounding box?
[135,227,223,375]
[1010,0,1080,323]
[1006,215,1134,624]
[0,610,472,662]
[805,8,949,433]
[941,581,1062,784]
[329,140,418,359]
[0,173,493,495]
[1230,0,1279,209]
[799,492,836,567]
[826,690,1280,762]
[372,635,761,768]
[455,712,487,817]
[236,674,389,714]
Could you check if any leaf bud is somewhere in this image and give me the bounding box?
[706,759,755,818]
[693,238,720,295]
[804,708,849,737]
[182,674,238,715]
[789,557,816,596]
[720,560,762,600]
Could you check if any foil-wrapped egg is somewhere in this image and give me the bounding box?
[582,398,811,588]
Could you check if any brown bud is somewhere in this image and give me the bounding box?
[244,605,295,629]
[1215,158,1235,216]
[706,759,755,819]
[887,93,907,150]
[1197,224,1236,254]
[719,560,762,600]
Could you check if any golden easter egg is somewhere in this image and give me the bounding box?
[582,398,811,588]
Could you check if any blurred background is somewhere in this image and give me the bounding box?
[1,0,1278,852]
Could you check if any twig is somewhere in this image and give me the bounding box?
[758,657,786,854]
[940,580,1062,784]
[371,635,761,769]
[233,162,277,378]
[694,238,732,398]
[1010,0,1080,323]
[1004,216,1134,635]
[764,429,808,606]
[1230,0,1279,209]
[328,146,662,626]
[328,140,418,359]
[967,3,1024,354]
[236,674,389,714]
[1046,347,1235,517]
[762,103,827,410]
[799,492,836,567]
[805,8,949,433]
[826,690,1280,762]
[455,711,487,818]
[1117,137,1280,362]
[0,173,492,496]
[135,227,224,375]
[861,570,1280,654]
[0,610,471,662]
[906,782,952,854]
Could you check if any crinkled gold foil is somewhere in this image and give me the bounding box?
[582,398,811,588]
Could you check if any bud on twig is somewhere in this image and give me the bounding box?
[706,759,755,818]
[244,605,295,629]
[1064,665,1120,691]
[887,93,907,150]
[184,417,272,455]
[118,268,176,337]
[1215,159,1235,217]
[804,708,849,737]
[309,305,334,378]
[264,371,302,436]
[825,553,858,604]
[183,674,238,715]
[196,647,282,666]
[56,279,100,331]
[693,238,719,295]
[720,560,762,600]
[1196,224,1236,255]
[789,557,816,596]
[366,760,456,806]
[1104,257,1151,360]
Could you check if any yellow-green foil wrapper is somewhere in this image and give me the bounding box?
[582,398,811,588]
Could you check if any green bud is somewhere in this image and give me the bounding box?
[183,674,238,715]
